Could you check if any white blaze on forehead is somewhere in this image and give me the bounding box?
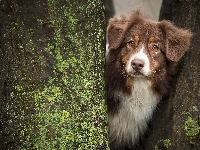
[127,45,150,76]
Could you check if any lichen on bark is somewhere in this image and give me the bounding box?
[0,0,107,149]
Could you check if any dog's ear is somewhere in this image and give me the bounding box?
[159,20,192,62]
[107,18,130,50]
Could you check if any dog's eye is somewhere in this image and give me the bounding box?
[152,44,159,50]
[127,40,135,46]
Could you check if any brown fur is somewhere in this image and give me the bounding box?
[106,10,192,149]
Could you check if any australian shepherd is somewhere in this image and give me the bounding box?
[106,10,192,150]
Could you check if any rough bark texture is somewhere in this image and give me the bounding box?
[145,0,200,149]
[0,0,107,149]
[105,0,115,23]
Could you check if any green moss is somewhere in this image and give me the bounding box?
[154,139,172,150]
[184,116,200,137]
[2,0,107,149]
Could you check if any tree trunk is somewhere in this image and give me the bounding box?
[145,0,200,149]
[105,0,115,23]
[0,0,107,149]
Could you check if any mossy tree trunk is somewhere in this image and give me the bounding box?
[0,0,107,149]
[145,0,200,149]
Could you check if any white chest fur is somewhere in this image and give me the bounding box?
[108,77,160,147]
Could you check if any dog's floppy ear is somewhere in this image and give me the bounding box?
[159,20,192,62]
[107,18,130,50]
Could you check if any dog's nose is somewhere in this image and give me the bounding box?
[131,59,144,70]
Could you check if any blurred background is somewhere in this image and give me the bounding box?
[105,0,163,22]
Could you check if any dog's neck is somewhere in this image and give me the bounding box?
[109,77,160,147]
[120,77,160,108]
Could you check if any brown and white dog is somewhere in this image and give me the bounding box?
[106,10,192,150]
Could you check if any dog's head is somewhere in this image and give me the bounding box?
[106,11,192,78]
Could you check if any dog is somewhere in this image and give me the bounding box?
[106,10,192,150]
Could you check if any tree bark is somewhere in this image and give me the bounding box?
[0,0,107,149]
[105,0,115,23]
[145,0,200,149]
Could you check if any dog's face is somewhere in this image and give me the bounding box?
[120,23,166,77]
[107,11,192,79]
